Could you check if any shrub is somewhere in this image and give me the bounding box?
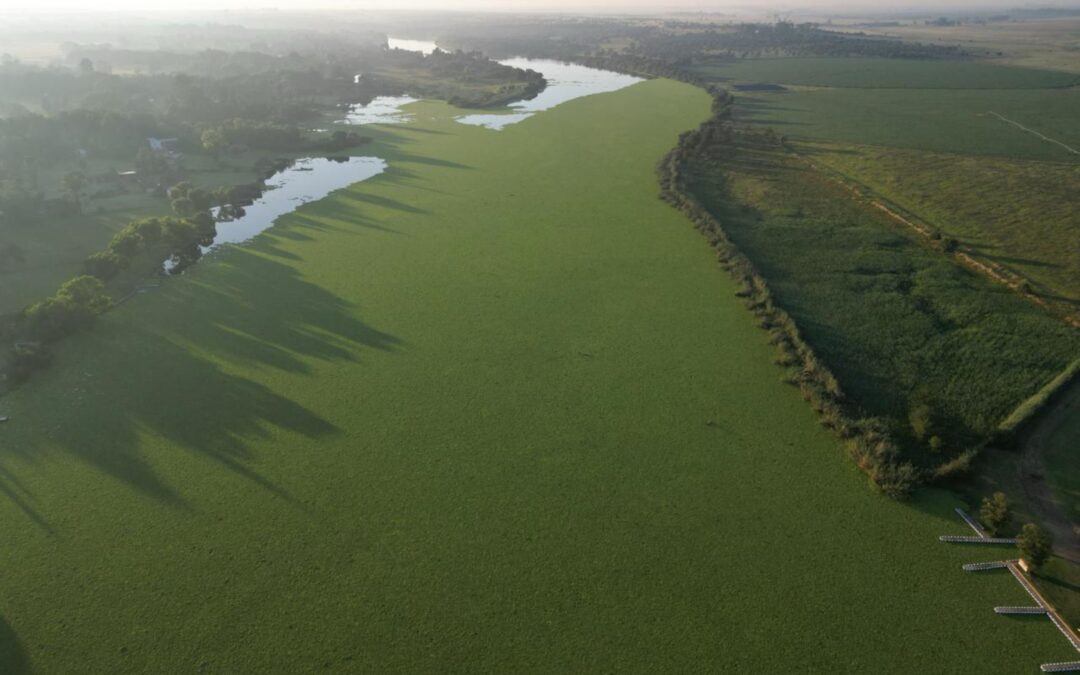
[979,492,1010,535]
[931,449,977,481]
[1017,523,1052,570]
[908,403,937,441]
[8,342,52,382]
[25,275,111,342]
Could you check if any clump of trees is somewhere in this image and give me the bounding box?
[1017,523,1052,571]
[24,275,111,342]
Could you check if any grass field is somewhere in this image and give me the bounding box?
[800,142,1080,321]
[851,18,1080,74]
[688,140,1080,456]
[693,56,1080,89]
[694,56,1080,161]
[0,80,1074,672]
[733,85,1080,160]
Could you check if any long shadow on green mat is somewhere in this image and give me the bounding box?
[0,616,28,674]
[0,249,401,527]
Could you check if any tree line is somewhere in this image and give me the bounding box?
[656,87,923,498]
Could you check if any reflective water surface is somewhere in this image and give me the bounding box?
[456,59,642,130]
[167,156,386,272]
[342,95,420,125]
[388,37,439,54]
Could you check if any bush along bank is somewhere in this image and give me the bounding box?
[656,87,921,498]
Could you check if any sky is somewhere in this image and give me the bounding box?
[6,0,1076,13]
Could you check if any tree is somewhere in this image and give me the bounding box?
[979,492,1010,536]
[25,275,111,341]
[1017,523,1052,571]
[62,171,87,214]
[200,128,227,161]
[83,250,123,281]
[171,197,195,218]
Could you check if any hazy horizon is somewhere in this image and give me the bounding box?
[5,0,1080,16]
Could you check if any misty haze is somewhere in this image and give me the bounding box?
[0,3,1077,673]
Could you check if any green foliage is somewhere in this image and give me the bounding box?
[909,403,935,441]
[931,448,976,480]
[24,275,111,341]
[685,126,1080,478]
[805,144,1080,320]
[1017,523,1053,570]
[997,358,1080,444]
[0,83,1069,673]
[979,492,1011,536]
[83,250,125,281]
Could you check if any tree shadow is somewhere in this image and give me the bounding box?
[980,253,1062,269]
[0,248,401,526]
[0,616,28,674]
[1035,569,1080,594]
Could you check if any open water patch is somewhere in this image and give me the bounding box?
[165,156,386,272]
[456,59,643,130]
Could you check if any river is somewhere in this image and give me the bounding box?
[176,41,640,270]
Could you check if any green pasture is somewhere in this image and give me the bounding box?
[693,56,1080,89]
[694,57,1080,162]
[733,85,1080,160]
[0,79,1073,672]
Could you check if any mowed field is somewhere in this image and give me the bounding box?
[0,79,1074,672]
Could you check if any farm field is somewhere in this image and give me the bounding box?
[850,18,1080,74]
[0,78,1073,672]
[693,56,1080,89]
[800,142,1080,322]
[697,57,1080,161]
[733,85,1080,160]
[687,139,1080,460]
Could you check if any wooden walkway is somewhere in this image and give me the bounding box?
[1041,662,1080,673]
[945,508,1080,667]
[995,606,1048,615]
[962,560,1013,572]
[940,535,1019,544]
